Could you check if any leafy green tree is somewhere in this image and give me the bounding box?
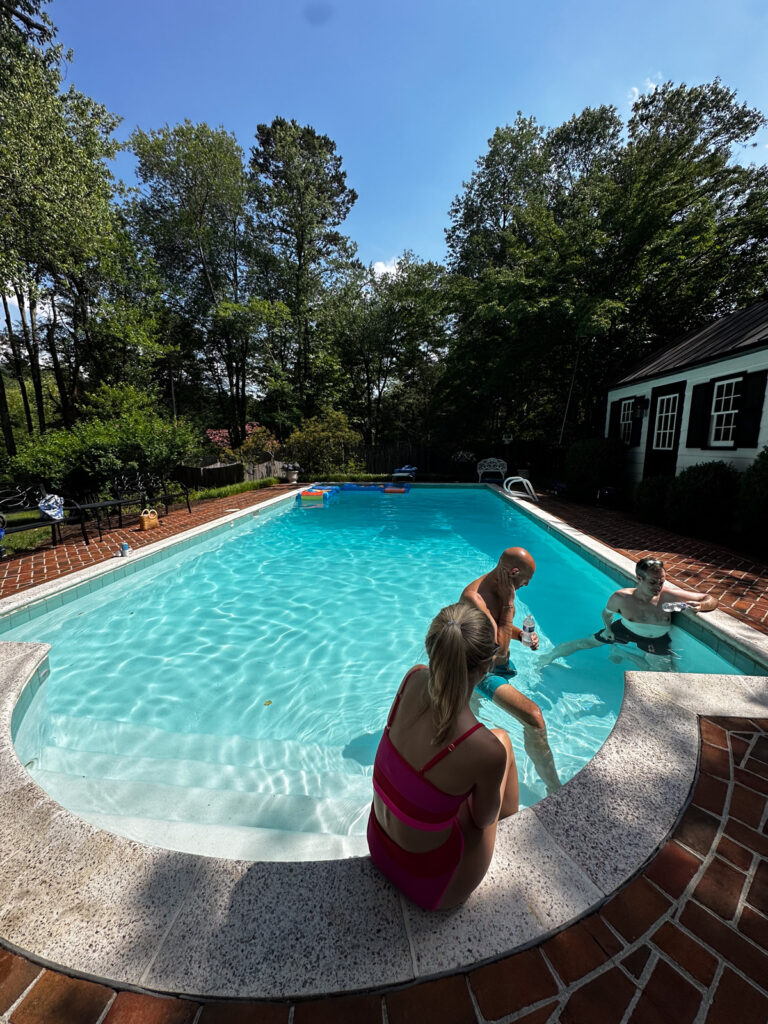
[249,118,357,413]
[130,121,289,446]
[285,408,362,477]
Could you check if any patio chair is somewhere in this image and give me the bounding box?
[476,458,507,483]
[392,464,417,483]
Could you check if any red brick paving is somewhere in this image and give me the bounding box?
[3,491,768,1021]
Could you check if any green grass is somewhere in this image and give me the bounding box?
[1,527,52,555]
[188,478,280,502]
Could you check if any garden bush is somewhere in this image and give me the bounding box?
[563,437,626,503]
[285,410,363,478]
[188,478,279,502]
[9,410,201,497]
[735,446,768,556]
[664,460,740,540]
[634,475,674,525]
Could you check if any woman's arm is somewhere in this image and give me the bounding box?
[466,739,507,829]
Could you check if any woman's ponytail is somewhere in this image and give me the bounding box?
[425,603,495,744]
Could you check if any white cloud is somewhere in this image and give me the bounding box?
[373,258,398,279]
[627,73,663,106]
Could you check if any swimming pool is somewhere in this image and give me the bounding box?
[7,487,743,860]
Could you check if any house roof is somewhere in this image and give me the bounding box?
[612,301,768,388]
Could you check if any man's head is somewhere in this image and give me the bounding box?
[636,556,665,595]
[497,547,536,590]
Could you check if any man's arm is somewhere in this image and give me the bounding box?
[599,591,622,639]
[662,584,718,612]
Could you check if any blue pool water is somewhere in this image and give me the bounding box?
[8,487,741,860]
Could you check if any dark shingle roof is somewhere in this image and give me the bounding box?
[613,301,768,387]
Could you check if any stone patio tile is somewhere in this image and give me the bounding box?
[0,951,41,1015]
[541,920,614,984]
[679,902,768,984]
[620,946,651,980]
[144,856,413,999]
[724,818,768,857]
[292,992,382,1024]
[560,967,636,1023]
[692,857,747,921]
[746,859,768,915]
[197,1003,289,1023]
[0,836,199,984]
[715,834,753,871]
[643,841,702,899]
[628,959,701,1024]
[102,992,200,1023]
[700,720,728,748]
[468,948,559,1020]
[401,810,601,975]
[10,970,113,1024]
[730,784,767,828]
[650,922,718,986]
[739,906,768,952]
[672,805,721,857]
[691,771,728,815]
[705,967,768,1023]
[385,976,475,1024]
[600,877,671,943]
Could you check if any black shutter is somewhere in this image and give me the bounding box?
[735,370,768,448]
[608,400,622,439]
[687,382,714,448]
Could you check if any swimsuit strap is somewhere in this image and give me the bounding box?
[386,665,425,730]
[420,722,484,774]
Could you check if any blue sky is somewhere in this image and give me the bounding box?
[51,0,768,272]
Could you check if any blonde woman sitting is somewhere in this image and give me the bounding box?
[367,603,519,910]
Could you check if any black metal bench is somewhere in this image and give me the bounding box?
[77,472,191,541]
[0,485,89,553]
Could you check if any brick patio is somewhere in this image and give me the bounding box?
[1,487,767,1022]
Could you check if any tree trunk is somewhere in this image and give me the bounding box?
[46,297,72,426]
[14,286,46,432]
[2,293,33,434]
[0,369,17,456]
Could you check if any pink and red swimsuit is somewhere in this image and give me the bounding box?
[367,668,484,910]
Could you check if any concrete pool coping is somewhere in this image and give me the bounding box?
[0,486,767,1000]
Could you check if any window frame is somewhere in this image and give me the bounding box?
[708,376,740,448]
[653,393,679,451]
[619,398,634,445]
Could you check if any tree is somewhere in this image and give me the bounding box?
[441,83,768,451]
[130,121,289,447]
[249,117,357,413]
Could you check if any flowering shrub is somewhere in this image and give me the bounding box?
[237,425,281,463]
[205,423,259,449]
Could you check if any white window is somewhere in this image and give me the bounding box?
[709,378,739,446]
[619,399,633,444]
[654,394,678,450]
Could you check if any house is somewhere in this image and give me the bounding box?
[605,301,768,483]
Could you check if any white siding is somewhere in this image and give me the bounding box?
[605,348,768,483]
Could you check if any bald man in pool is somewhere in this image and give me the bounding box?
[461,548,561,794]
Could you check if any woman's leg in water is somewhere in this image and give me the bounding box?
[438,728,518,909]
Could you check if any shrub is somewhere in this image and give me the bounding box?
[634,475,674,525]
[736,446,768,556]
[236,425,281,464]
[563,437,626,502]
[9,413,201,497]
[285,410,363,478]
[664,460,739,540]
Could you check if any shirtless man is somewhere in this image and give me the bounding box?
[538,556,718,668]
[461,548,561,794]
